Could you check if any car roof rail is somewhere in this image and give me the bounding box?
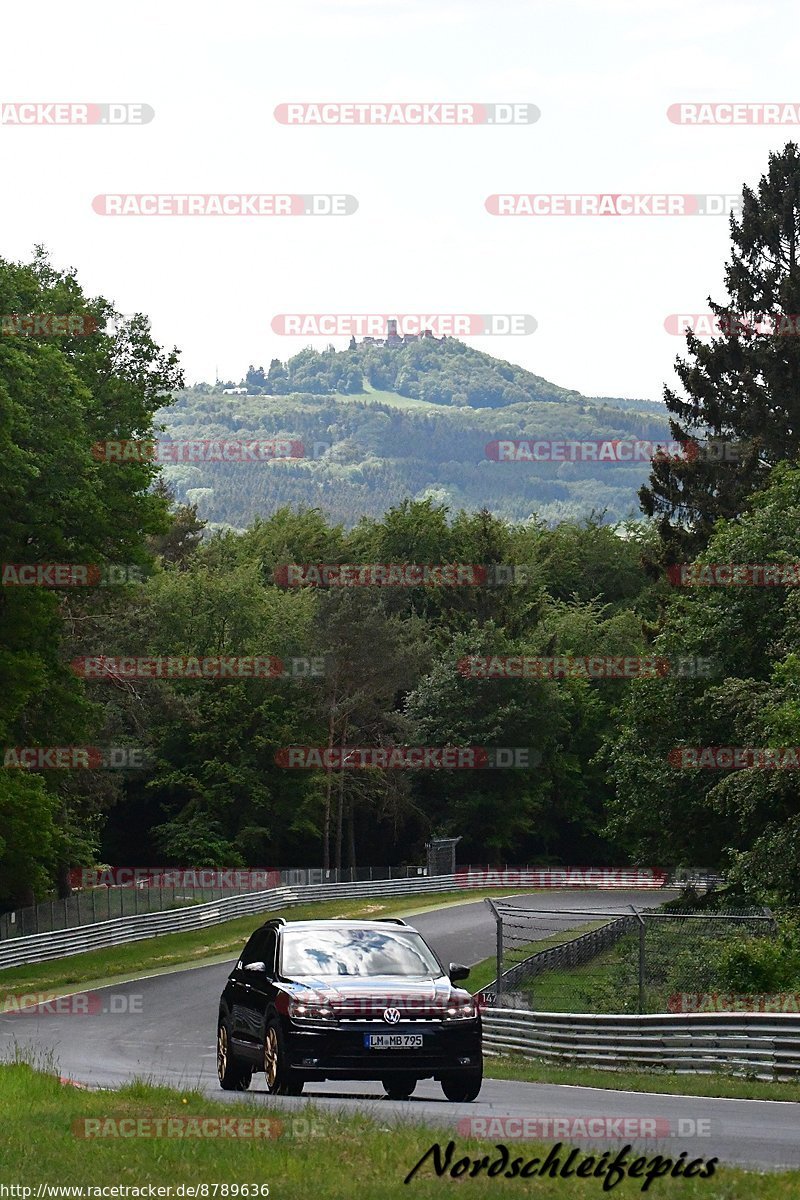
[374,917,408,926]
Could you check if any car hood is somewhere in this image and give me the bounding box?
[278,975,471,1017]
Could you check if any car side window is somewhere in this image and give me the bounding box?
[262,929,277,976]
[240,928,276,973]
[240,930,266,967]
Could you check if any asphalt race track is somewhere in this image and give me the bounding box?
[2,889,799,1172]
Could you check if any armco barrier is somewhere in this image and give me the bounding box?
[482,1008,800,1079]
[0,875,478,969]
[0,870,673,971]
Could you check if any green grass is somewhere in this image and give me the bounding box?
[332,385,439,410]
[1,1062,797,1196]
[0,888,530,1000]
[484,921,782,1016]
[467,921,610,996]
[512,943,627,1013]
[484,1053,800,1104]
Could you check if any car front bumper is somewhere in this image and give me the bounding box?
[283,1018,482,1079]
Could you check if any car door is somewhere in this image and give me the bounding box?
[232,928,277,1058]
[228,930,268,1054]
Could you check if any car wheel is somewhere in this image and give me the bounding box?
[217,1020,252,1091]
[381,1075,417,1101]
[441,1066,482,1103]
[264,1018,304,1095]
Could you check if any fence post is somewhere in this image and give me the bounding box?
[630,905,646,1014]
[486,899,502,1007]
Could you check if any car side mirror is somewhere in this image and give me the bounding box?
[449,963,470,983]
[244,961,267,974]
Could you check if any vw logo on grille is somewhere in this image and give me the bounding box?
[383,1007,401,1024]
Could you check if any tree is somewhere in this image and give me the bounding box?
[265,358,290,395]
[0,248,182,904]
[641,143,800,561]
[607,464,800,899]
[312,589,428,870]
[245,364,266,392]
[147,480,206,567]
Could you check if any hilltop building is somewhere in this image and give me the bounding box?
[349,318,443,350]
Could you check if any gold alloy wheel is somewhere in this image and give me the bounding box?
[264,1026,279,1088]
[217,1025,228,1080]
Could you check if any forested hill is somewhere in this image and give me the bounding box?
[237,337,586,407]
[160,340,668,530]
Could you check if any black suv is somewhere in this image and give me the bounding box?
[217,917,482,1101]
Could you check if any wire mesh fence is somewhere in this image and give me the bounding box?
[483,900,776,1014]
[0,864,428,941]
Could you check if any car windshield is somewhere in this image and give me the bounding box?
[279,927,443,978]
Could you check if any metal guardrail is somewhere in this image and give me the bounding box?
[0,865,432,941]
[482,1008,800,1079]
[0,873,501,970]
[0,871,677,972]
[0,887,299,971]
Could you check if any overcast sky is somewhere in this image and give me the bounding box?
[3,0,798,399]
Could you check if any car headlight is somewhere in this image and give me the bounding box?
[288,998,337,1021]
[442,1000,477,1020]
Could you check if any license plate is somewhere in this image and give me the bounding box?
[364,1033,423,1049]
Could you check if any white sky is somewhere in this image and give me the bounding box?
[3,0,799,399]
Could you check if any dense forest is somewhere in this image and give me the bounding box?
[158,373,670,530]
[3,146,800,913]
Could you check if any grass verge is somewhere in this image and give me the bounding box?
[484,1052,800,1104]
[0,1061,797,1196]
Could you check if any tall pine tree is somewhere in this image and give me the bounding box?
[641,142,800,560]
